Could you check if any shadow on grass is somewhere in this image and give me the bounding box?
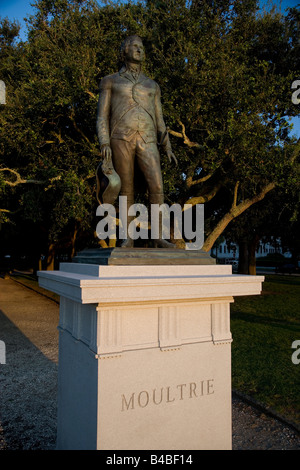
[231,311,300,333]
[264,275,300,287]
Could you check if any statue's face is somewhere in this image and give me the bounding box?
[125,38,145,63]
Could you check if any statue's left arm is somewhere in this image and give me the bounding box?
[96,77,112,162]
[154,84,177,165]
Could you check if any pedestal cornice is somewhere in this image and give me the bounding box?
[38,263,264,305]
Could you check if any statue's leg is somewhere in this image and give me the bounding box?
[110,138,135,247]
[136,139,175,248]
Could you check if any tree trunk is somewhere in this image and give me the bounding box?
[32,255,42,275]
[238,239,249,274]
[70,222,79,259]
[248,235,259,275]
[46,243,55,270]
[109,238,117,247]
[201,182,276,252]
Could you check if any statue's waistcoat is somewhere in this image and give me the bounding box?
[101,68,159,144]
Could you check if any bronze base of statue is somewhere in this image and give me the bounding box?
[72,247,216,266]
[120,238,176,249]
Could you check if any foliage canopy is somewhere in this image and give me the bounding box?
[0,0,299,267]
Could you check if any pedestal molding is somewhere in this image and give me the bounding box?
[159,306,181,349]
[38,266,264,305]
[58,295,235,358]
[211,303,232,345]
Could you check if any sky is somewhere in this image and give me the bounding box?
[1,0,299,40]
[0,0,299,136]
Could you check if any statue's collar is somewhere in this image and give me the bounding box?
[119,65,147,83]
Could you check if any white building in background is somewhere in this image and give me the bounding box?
[210,238,292,263]
[210,241,239,261]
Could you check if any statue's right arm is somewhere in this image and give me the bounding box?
[96,77,112,160]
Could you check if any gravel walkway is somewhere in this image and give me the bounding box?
[0,277,299,451]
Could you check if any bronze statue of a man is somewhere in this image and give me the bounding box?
[96,35,177,247]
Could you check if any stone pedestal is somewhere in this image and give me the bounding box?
[38,262,264,450]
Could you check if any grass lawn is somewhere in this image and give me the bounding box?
[231,274,300,428]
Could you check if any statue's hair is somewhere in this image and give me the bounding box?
[120,35,143,62]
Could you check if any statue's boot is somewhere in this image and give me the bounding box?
[121,238,134,248]
[153,239,176,249]
[150,193,176,249]
[119,192,135,248]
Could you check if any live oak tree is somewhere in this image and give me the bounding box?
[0,0,299,269]
[224,183,300,274]
[0,2,103,268]
[140,0,299,252]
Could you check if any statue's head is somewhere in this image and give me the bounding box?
[120,35,145,64]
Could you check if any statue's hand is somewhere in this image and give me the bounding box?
[166,149,178,166]
[101,144,112,161]
[101,144,113,174]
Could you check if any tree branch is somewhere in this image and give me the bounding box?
[69,107,94,146]
[202,182,276,252]
[168,120,204,149]
[0,207,22,218]
[183,181,222,207]
[0,168,61,187]
[186,172,214,187]
[0,168,45,186]
[85,89,97,100]
[233,181,240,208]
